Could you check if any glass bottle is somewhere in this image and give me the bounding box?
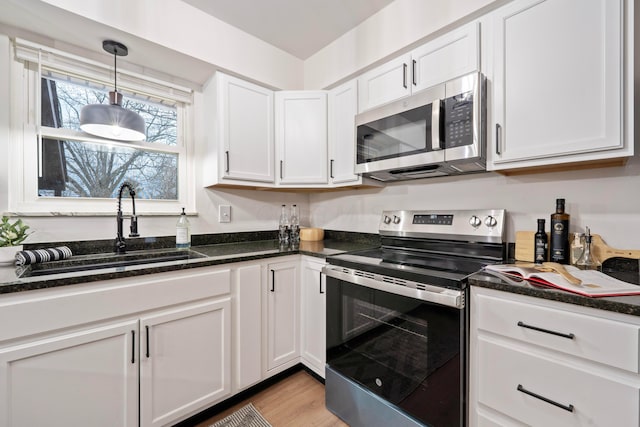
[534,219,547,264]
[290,204,300,245]
[550,198,570,264]
[176,207,191,249]
[576,233,601,271]
[570,232,585,266]
[278,204,290,245]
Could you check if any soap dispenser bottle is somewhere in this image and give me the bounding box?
[176,207,191,249]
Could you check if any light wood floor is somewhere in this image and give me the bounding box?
[194,370,348,427]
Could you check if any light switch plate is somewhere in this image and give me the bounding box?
[219,205,231,223]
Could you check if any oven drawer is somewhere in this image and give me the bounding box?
[474,292,640,373]
[477,337,640,427]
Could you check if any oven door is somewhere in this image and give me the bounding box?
[324,268,467,427]
[355,85,445,175]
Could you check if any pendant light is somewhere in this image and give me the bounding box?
[80,40,146,141]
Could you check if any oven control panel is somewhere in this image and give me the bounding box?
[379,209,505,243]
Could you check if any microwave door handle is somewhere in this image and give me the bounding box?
[431,100,443,150]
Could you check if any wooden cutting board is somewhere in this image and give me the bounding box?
[515,231,640,262]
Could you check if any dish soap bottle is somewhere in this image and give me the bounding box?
[534,219,547,264]
[176,207,191,249]
[550,198,570,264]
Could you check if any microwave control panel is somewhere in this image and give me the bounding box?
[444,91,474,148]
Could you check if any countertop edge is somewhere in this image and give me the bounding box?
[469,271,640,317]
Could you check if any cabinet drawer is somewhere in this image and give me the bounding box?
[478,338,640,427]
[475,292,640,373]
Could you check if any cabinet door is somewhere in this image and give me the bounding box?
[140,299,231,427]
[0,320,138,427]
[411,21,480,92]
[358,54,412,112]
[490,0,625,167]
[300,259,326,378]
[275,91,328,185]
[328,79,360,185]
[218,73,275,182]
[266,261,300,371]
[233,264,263,391]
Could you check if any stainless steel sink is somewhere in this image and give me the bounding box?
[21,248,207,277]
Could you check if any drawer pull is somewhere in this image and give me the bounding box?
[517,321,575,340]
[517,384,574,413]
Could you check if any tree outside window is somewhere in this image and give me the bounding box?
[39,76,180,200]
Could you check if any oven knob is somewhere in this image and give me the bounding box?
[485,215,498,228]
[393,215,401,224]
[383,215,392,224]
[469,215,481,228]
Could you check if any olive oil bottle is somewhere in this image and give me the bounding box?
[550,198,570,264]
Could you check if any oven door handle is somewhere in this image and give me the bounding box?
[322,265,464,309]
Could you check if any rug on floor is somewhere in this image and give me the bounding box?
[209,403,272,427]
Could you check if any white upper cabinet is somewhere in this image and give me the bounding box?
[488,0,632,170]
[357,22,480,112]
[328,79,360,185]
[358,53,412,112]
[204,72,275,185]
[275,91,328,185]
[411,21,480,92]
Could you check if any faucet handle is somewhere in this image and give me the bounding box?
[129,215,140,237]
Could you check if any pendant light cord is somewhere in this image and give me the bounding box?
[113,46,118,93]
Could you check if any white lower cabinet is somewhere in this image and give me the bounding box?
[300,257,326,378]
[0,320,139,427]
[266,260,300,372]
[232,263,263,392]
[140,299,231,427]
[470,287,640,426]
[0,267,232,427]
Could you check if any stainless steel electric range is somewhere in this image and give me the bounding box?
[323,209,506,427]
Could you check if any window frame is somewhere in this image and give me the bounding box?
[8,38,195,216]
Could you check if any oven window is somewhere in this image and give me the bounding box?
[357,104,433,163]
[327,278,463,426]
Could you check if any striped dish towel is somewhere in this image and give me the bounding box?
[15,246,73,266]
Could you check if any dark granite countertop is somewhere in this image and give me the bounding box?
[0,231,379,295]
[469,267,640,317]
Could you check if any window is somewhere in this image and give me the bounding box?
[9,38,194,215]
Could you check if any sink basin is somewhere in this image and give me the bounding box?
[22,248,207,277]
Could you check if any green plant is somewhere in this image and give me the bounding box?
[0,216,30,247]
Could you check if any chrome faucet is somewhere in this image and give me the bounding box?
[115,182,139,254]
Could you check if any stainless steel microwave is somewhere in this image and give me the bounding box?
[355,72,486,181]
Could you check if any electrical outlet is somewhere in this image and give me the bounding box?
[219,205,231,223]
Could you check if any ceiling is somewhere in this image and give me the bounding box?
[182,0,395,59]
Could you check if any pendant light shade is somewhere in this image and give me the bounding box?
[80,40,146,142]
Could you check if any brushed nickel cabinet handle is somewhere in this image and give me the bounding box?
[495,123,502,155]
[225,151,230,173]
[412,60,417,86]
[402,63,408,89]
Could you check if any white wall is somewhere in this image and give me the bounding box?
[304,0,502,89]
[309,159,640,249]
[22,0,304,90]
